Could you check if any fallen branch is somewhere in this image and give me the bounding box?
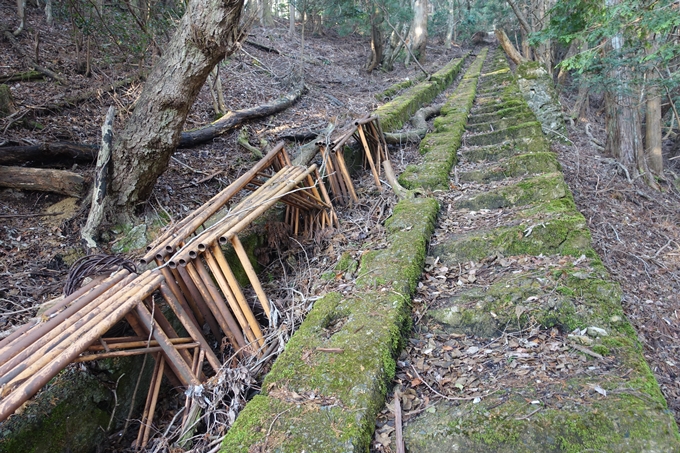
[383,160,412,200]
[81,106,115,251]
[0,165,85,196]
[244,39,281,54]
[38,75,141,112]
[0,142,97,166]
[292,123,335,166]
[179,83,306,148]
[237,127,263,159]
[383,104,442,144]
[2,28,67,85]
[0,70,44,84]
[495,29,528,65]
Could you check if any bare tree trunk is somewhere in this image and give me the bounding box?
[645,39,663,176]
[289,0,295,37]
[406,0,428,62]
[109,0,244,220]
[495,29,527,65]
[444,0,455,49]
[366,4,383,73]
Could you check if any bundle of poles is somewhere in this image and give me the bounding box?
[317,115,390,205]
[0,143,338,449]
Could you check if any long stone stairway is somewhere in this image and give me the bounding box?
[398,47,680,452]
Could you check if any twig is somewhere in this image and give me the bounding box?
[410,364,481,401]
[394,394,405,453]
[568,343,603,359]
[515,406,542,420]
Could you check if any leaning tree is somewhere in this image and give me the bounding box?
[108,0,245,222]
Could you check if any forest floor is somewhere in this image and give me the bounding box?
[1,3,679,451]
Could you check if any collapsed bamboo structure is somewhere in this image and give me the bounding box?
[318,115,389,205]
[0,143,338,448]
[0,120,396,446]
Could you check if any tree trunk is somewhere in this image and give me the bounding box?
[406,0,428,62]
[109,0,244,220]
[366,4,383,73]
[495,29,527,65]
[289,0,295,37]
[0,166,85,197]
[645,41,663,176]
[444,0,455,49]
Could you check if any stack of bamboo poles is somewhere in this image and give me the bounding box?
[318,115,390,205]
[0,270,214,426]
[0,142,338,448]
[145,142,337,354]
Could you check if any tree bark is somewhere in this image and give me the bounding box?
[0,142,97,166]
[495,29,528,65]
[406,0,428,62]
[109,0,245,219]
[0,166,85,197]
[365,5,383,73]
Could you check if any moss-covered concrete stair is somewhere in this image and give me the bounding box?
[400,46,680,452]
[220,53,476,453]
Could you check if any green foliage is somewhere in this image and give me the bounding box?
[56,0,185,62]
[537,0,680,96]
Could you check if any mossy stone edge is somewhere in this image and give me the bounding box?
[403,46,680,452]
[221,197,440,452]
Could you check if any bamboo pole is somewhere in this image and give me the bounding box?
[0,270,130,361]
[357,125,382,187]
[184,262,243,351]
[145,297,194,366]
[1,271,160,389]
[229,236,271,319]
[136,353,164,450]
[333,149,358,203]
[0,271,138,376]
[75,343,198,362]
[141,143,287,264]
[158,283,221,372]
[0,272,112,353]
[204,248,264,348]
[134,303,198,387]
[0,272,164,422]
[314,168,339,228]
[175,265,221,340]
[192,259,246,351]
[87,337,193,351]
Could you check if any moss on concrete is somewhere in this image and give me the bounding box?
[431,200,594,264]
[458,152,560,183]
[468,105,534,123]
[222,196,440,453]
[0,356,154,453]
[398,50,487,190]
[459,140,547,163]
[375,55,467,132]
[454,173,569,210]
[466,111,538,133]
[471,99,526,115]
[466,121,544,147]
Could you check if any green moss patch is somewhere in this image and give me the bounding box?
[397,49,488,190]
[466,111,538,133]
[431,205,594,265]
[454,173,569,210]
[458,152,559,183]
[471,99,526,115]
[222,196,439,452]
[466,122,544,147]
[375,55,468,132]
